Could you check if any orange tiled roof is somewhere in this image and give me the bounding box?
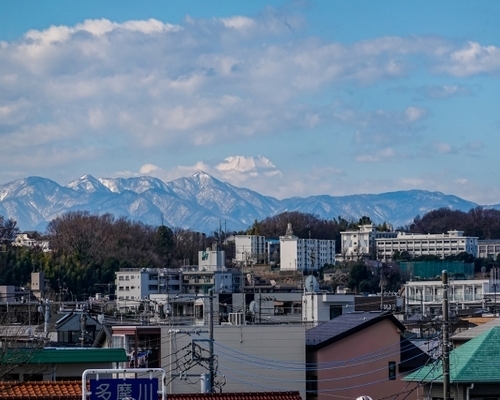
[0,381,302,400]
[0,381,82,399]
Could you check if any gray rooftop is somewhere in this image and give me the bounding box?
[452,317,500,342]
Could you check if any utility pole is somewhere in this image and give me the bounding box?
[209,288,214,393]
[442,270,450,400]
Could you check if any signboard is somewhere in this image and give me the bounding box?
[90,378,158,400]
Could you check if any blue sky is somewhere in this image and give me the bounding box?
[1,1,500,204]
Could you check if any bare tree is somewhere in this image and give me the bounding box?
[0,216,19,245]
[0,307,47,381]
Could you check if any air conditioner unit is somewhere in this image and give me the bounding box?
[228,312,243,325]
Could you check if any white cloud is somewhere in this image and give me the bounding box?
[420,84,471,98]
[439,41,500,76]
[356,147,397,163]
[405,106,426,122]
[220,16,255,30]
[1,10,499,188]
[432,142,455,154]
[139,163,161,174]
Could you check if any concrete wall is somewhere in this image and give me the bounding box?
[162,324,306,398]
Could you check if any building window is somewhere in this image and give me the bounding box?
[388,361,396,380]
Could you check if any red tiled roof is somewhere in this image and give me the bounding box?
[0,381,302,400]
[0,381,82,399]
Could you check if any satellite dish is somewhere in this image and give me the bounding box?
[163,303,172,316]
[97,314,105,324]
[249,301,259,313]
[304,275,319,293]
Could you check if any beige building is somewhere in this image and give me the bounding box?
[376,230,478,261]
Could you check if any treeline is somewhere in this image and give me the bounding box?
[3,206,500,299]
[0,211,218,299]
[246,207,500,244]
[407,207,500,239]
[243,212,379,253]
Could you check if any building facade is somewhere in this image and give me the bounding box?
[340,224,397,260]
[280,224,335,271]
[376,230,478,261]
[404,279,490,317]
[234,235,267,264]
[477,239,500,259]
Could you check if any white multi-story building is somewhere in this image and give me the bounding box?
[199,246,225,271]
[376,230,478,261]
[404,279,491,317]
[115,247,240,310]
[280,224,335,271]
[340,224,397,260]
[477,239,500,259]
[234,235,266,264]
[115,268,181,310]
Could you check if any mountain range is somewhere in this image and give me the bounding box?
[0,172,493,233]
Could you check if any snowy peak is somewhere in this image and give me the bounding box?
[0,172,486,233]
[98,176,170,194]
[66,175,108,193]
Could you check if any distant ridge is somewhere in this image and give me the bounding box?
[0,172,486,233]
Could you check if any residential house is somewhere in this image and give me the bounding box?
[47,310,102,346]
[0,381,303,400]
[404,326,500,400]
[0,347,127,381]
[13,232,50,252]
[450,317,500,347]
[306,311,426,400]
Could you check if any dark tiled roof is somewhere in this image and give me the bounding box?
[0,381,302,400]
[306,311,405,348]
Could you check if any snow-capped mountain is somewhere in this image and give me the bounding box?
[0,172,483,233]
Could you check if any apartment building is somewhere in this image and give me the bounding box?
[280,224,335,271]
[376,230,478,261]
[234,235,267,264]
[115,247,243,310]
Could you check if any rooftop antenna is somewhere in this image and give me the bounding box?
[219,220,222,248]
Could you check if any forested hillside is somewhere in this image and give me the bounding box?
[2,206,500,299]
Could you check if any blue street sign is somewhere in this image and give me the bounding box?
[90,378,158,400]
